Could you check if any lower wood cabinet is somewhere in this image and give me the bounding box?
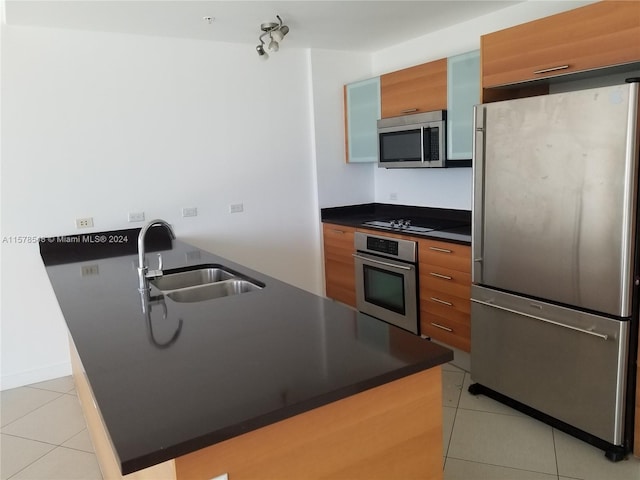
[322,223,356,308]
[418,238,472,352]
[322,222,472,351]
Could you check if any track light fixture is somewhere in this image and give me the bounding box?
[256,15,289,59]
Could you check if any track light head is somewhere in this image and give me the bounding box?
[256,15,289,60]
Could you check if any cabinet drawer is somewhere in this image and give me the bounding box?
[421,288,471,316]
[421,312,470,352]
[323,223,355,240]
[419,240,471,272]
[482,1,640,88]
[420,266,471,300]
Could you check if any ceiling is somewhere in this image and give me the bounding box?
[3,1,523,52]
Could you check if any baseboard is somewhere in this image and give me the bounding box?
[1,361,72,391]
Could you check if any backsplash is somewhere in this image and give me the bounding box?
[374,166,473,210]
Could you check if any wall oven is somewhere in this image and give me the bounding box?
[353,232,419,334]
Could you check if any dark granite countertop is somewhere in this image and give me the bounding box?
[321,203,472,245]
[40,229,453,475]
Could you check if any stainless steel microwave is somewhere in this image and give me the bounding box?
[377,110,446,168]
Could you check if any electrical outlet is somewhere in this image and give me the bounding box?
[75,217,94,229]
[389,193,398,201]
[209,474,228,480]
[81,264,99,276]
[128,212,145,222]
[182,207,198,217]
[229,203,244,214]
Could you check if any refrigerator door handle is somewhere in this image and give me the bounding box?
[472,105,485,282]
[470,298,609,340]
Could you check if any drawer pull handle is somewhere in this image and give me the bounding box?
[331,229,345,234]
[431,297,453,307]
[431,322,453,332]
[533,65,570,75]
[429,272,452,280]
[471,298,608,340]
[400,108,419,114]
[429,246,452,253]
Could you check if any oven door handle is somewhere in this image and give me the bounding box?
[352,253,413,271]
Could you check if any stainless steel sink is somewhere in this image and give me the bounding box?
[149,264,263,302]
[150,265,237,291]
[166,279,262,303]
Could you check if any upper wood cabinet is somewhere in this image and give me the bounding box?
[380,59,447,118]
[482,1,640,89]
[343,77,380,163]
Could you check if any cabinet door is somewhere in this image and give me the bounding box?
[482,1,640,89]
[323,223,356,307]
[447,50,480,161]
[380,59,447,118]
[344,77,380,163]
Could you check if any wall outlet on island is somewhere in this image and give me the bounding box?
[389,193,398,201]
[75,217,94,229]
[128,212,145,222]
[209,474,228,480]
[182,207,198,217]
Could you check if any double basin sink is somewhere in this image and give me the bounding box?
[150,264,263,303]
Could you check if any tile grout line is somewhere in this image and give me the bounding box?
[443,371,466,472]
[0,390,66,430]
[4,442,58,480]
[444,455,561,478]
[552,427,560,480]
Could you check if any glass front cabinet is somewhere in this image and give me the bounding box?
[447,50,480,162]
[344,77,381,163]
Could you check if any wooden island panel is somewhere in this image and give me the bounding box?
[176,367,443,479]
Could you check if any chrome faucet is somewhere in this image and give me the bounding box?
[138,219,176,291]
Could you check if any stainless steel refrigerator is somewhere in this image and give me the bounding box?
[471,81,639,460]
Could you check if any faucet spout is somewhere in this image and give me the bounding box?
[138,219,176,291]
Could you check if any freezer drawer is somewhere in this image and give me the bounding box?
[470,285,629,445]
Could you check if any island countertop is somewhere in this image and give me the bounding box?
[40,230,453,475]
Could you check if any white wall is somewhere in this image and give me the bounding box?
[308,49,375,208]
[0,25,323,389]
[371,0,595,210]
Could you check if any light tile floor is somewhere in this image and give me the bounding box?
[1,367,639,479]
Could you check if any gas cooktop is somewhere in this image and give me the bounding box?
[362,218,467,234]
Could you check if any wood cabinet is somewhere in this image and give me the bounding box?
[418,239,472,352]
[322,223,356,307]
[447,50,480,162]
[380,59,447,118]
[481,1,640,90]
[343,77,380,163]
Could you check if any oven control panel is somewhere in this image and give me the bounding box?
[367,237,399,256]
[354,232,417,263]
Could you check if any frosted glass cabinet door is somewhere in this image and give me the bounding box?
[447,51,480,161]
[345,77,380,163]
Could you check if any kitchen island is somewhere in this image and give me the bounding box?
[40,228,453,480]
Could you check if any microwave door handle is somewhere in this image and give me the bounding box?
[420,127,426,163]
[423,127,430,163]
